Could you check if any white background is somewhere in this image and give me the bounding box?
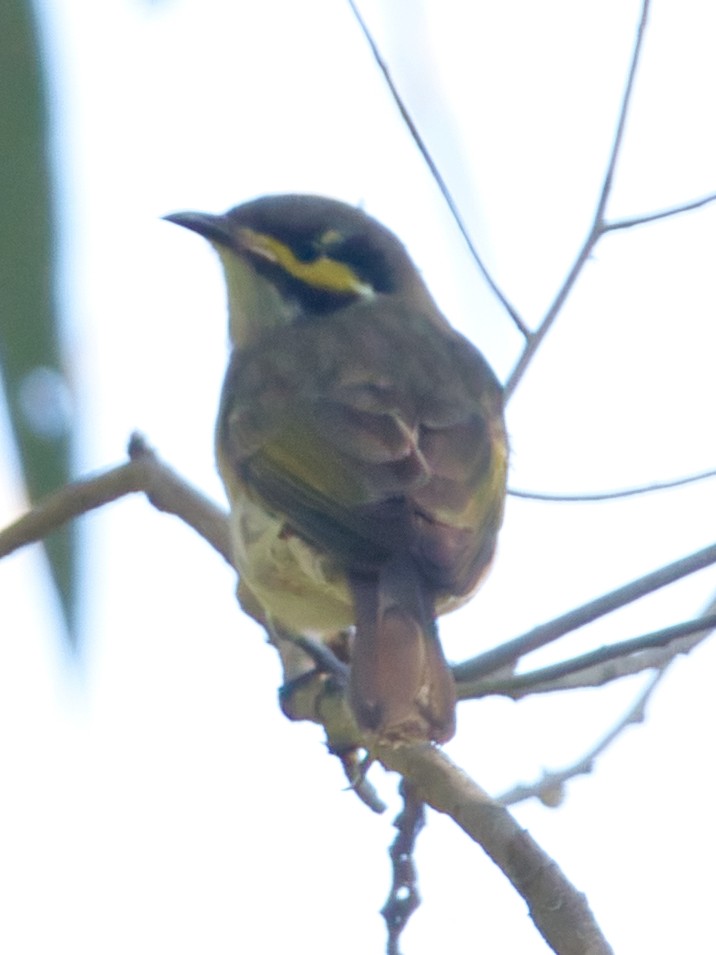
[2,1,716,952]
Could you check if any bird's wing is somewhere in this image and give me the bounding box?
[218,303,507,592]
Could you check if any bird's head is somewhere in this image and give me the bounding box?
[165,194,434,347]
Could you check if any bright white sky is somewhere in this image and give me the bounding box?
[2,1,716,952]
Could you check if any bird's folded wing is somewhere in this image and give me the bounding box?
[218,306,507,588]
[222,402,501,595]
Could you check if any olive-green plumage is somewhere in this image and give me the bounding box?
[166,195,507,743]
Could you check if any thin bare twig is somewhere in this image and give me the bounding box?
[496,669,665,807]
[336,749,387,814]
[459,613,716,700]
[458,623,706,812]
[508,466,716,502]
[453,540,716,683]
[346,0,528,338]
[605,190,716,231]
[382,781,425,955]
[504,0,651,400]
[490,586,716,805]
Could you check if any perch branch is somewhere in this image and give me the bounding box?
[281,659,615,950]
[373,741,614,955]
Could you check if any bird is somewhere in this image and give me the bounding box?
[165,194,507,744]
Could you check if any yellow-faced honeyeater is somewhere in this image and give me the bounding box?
[166,195,507,743]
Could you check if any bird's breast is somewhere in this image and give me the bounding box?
[228,486,354,635]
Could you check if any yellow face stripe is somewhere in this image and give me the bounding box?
[238,228,374,297]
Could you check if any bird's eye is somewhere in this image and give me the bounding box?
[291,239,322,263]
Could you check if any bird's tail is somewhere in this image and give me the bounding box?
[348,558,456,743]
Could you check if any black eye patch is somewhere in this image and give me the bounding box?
[331,234,395,293]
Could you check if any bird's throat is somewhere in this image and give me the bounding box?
[217,247,297,348]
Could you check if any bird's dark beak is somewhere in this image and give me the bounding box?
[163,211,233,247]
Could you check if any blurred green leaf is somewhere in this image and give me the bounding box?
[0,1,76,644]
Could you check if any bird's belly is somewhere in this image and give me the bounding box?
[229,493,354,635]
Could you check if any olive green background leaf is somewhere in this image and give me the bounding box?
[0,1,76,643]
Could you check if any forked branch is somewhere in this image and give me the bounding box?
[346,0,527,337]
[504,0,652,399]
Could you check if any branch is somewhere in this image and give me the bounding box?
[453,541,716,683]
[496,669,665,808]
[504,0,651,400]
[491,583,716,805]
[382,781,425,955]
[605,190,716,231]
[346,0,528,338]
[336,748,387,815]
[458,612,716,700]
[280,654,614,950]
[508,465,716,502]
[0,433,232,566]
[373,742,614,955]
